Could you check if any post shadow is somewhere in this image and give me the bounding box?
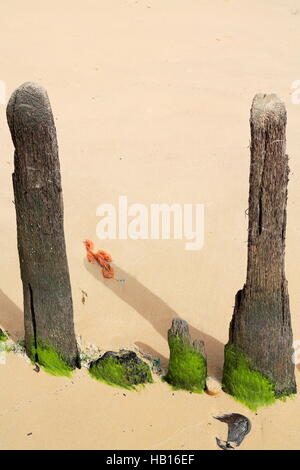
[84,258,223,378]
[0,289,24,341]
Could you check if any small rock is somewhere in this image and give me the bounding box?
[89,350,153,389]
[206,376,222,396]
[81,290,88,305]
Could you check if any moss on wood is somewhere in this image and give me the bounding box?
[29,339,74,377]
[223,344,278,411]
[165,335,207,393]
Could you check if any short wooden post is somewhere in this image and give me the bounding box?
[7,82,79,372]
[223,94,296,407]
[166,318,207,392]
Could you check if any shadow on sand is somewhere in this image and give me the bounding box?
[84,258,224,379]
[0,289,24,341]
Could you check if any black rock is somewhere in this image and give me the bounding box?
[89,349,153,389]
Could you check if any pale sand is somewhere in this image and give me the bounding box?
[0,0,300,450]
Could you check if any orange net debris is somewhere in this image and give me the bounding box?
[84,240,115,279]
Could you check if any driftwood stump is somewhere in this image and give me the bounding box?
[223,94,296,402]
[166,318,207,392]
[7,82,79,370]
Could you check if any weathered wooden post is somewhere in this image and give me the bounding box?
[7,82,79,374]
[223,94,296,409]
[166,318,207,392]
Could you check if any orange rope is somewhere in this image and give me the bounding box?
[84,240,115,279]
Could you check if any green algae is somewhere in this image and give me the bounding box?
[222,344,277,411]
[0,329,8,342]
[89,351,153,390]
[29,339,74,377]
[165,335,207,393]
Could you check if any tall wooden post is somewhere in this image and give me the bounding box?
[223,94,296,407]
[7,82,79,371]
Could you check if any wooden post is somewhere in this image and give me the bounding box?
[166,318,207,392]
[7,82,79,371]
[223,94,296,407]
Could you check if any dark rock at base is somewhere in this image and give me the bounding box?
[89,349,153,389]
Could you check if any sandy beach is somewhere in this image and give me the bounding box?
[0,0,300,449]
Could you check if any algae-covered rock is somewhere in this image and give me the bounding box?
[89,350,153,390]
[165,318,207,393]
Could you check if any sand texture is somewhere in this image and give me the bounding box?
[0,0,300,450]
